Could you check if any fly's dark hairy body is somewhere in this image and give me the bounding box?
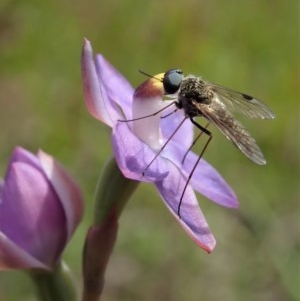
[177,76,212,118]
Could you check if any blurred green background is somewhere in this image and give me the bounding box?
[0,0,299,300]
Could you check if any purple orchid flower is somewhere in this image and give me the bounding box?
[0,147,84,270]
[81,38,238,252]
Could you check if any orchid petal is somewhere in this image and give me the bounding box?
[81,39,119,126]
[160,108,194,149]
[112,122,169,182]
[0,232,49,270]
[155,161,215,252]
[162,141,238,208]
[182,151,238,208]
[38,150,84,241]
[95,54,133,120]
[0,161,66,267]
[6,146,40,173]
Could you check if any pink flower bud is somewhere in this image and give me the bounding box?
[0,147,84,270]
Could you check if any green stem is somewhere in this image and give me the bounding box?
[30,260,77,301]
[93,156,139,223]
[82,156,139,301]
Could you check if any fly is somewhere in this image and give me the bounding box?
[122,69,275,216]
[159,69,275,215]
[162,69,275,165]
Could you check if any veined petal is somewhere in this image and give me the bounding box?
[82,39,122,126]
[182,151,238,208]
[0,232,49,270]
[95,54,133,121]
[112,122,169,182]
[155,161,215,252]
[160,108,194,149]
[38,150,84,241]
[162,141,238,208]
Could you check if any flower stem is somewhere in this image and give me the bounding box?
[30,260,77,301]
[82,156,139,301]
[93,156,139,223]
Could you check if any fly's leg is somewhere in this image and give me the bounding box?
[178,118,212,217]
[142,117,188,176]
[181,122,210,164]
[118,101,177,122]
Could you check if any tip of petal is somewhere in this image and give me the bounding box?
[155,163,217,253]
[82,38,92,56]
[83,37,90,44]
[5,147,39,177]
[11,146,29,160]
[81,39,114,127]
[176,214,216,253]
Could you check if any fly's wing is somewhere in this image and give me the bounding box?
[208,83,275,119]
[193,99,267,165]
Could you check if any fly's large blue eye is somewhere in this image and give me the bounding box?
[163,69,183,94]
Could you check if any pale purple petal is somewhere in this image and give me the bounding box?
[160,108,194,149]
[155,161,215,252]
[81,39,122,126]
[95,54,133,120]
[112,122,169,182]
[182,150,238,208]
[6,146,40,173]
[0,233,49,270]
[162,141,238,208]
[0,161,66,267]
[38,150,84,241]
